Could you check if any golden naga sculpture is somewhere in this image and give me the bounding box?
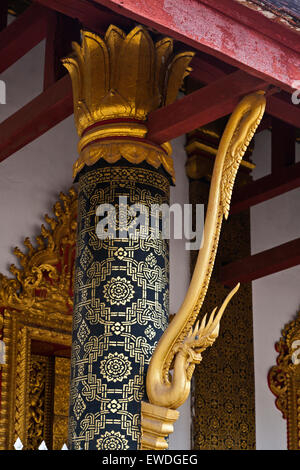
[62,25,194,182]
[141,91,266,450]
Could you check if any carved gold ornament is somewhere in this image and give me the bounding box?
[0,189,76,449]
[141,91,266,449]
[269,312,300,450]
[62,26,194,181]
[0,189,77,321]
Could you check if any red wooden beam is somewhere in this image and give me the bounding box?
[147,70,267,144]
[266,95,300,129]
[190,54,300,130]
[43,10,59,90]
[219,238,300,287]
[199,0,300,55]
[91,0,300,92]
[26,1,300,130]
[0,75,73,163]
[43,12,80,90]
[0,4,49,74]
[0,69,266,164]
[190,53,236,84]
[256,115,272,134]
[36,0,131,33]
[230,161,300,215]
[271,118,295,173]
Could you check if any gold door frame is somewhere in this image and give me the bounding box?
[268,311,300,450]
[0,189,77,450]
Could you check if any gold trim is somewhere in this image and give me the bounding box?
[52,357,71,450]
[74,140,175,182]
[185,141,217,157]
[78,122,148,152]
[27,354,54,450]
[0,190,76,449]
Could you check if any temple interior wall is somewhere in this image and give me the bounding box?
[0,38,299,450]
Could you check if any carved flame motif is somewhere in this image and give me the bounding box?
[0,188,77,320]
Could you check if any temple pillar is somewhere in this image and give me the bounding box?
[62,26,194,450]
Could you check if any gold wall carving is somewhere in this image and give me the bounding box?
[0,189,76,449]
[27,354,53,450]
[269,312,300,450]
[53,357,71,450]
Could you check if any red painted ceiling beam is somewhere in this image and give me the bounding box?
[0,4,49,74]
[35,0,300,129]
[266,95,300,129]
[219,238,300,287]
[147,70,266,144]
[230,161,300,215]
[91,0,300,92]
[191,56,300,129]
[0,70,266,164]
[0,75,73,163]
[199,0,300,55]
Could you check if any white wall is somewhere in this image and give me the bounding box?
[0,41,77,276]
[251,131,300,450]
[169,135,191,450]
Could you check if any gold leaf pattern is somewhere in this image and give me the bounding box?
[62,26,194,136]
[96,430,129,450]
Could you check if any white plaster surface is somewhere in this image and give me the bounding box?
[168,135,191,450]
[251,131,300,450]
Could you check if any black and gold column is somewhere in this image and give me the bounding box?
[63,26,194,450]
